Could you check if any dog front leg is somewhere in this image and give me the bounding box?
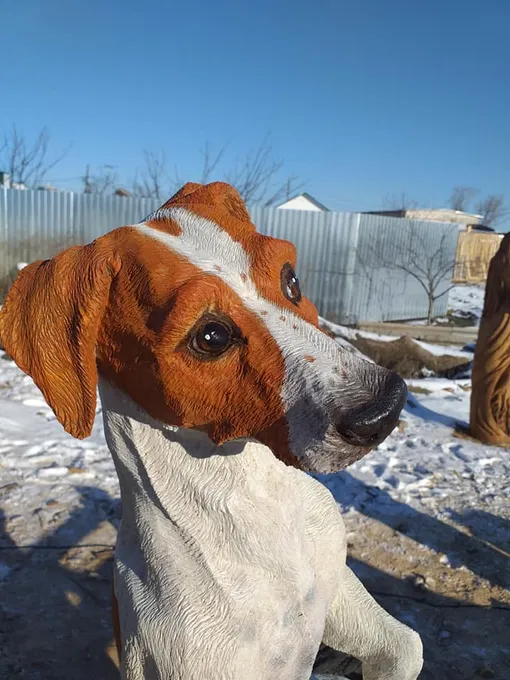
[322,565,423,680]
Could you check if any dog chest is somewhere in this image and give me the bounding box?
[113,473,340,679]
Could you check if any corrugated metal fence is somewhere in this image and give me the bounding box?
[0,189,458,323]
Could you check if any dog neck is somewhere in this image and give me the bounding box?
[98,378,286,527]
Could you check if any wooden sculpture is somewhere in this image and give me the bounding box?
[470,233,510,445]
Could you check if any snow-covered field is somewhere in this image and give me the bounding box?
[0,282,508,679]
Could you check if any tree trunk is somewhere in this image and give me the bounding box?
[470,233,510,445]
[427,295,434,325]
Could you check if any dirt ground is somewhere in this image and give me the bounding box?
[1,492,508,680]
[343,511,510,679]
[348,334,471,380]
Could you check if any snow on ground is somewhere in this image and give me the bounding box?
[321,377,509,517]
[447,284,485,324]
[0,354,118,550]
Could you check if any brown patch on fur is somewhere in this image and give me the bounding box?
[0,238,122,438]
[246,233,318,326]
[304,355,315,363]
[256,418,301,469]
[145,213,182,236]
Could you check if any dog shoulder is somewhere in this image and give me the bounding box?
[290,470,347,549]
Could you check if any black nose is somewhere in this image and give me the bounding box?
[334,372,407,448]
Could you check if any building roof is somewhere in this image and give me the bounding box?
[425,208,484,221]
[277,192,329,211]
[363,207,483,224]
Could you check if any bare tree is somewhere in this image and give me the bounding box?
[381,192,418,212]
[171,135,303,205]
[360,223,458,325]
[225,135,303,206]
[171,142,226,191]
[448,186,478,212]
[133,150,168,199]
[199,142,225,184]
[0,124,70,187]
[475,194,506,227]
[82,164,118,195]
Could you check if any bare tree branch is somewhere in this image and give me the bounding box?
[143,135,303,206]
[132,150,168,199]
[82,164,118,195]
[448,186,478,212]
[0,124,71,187]
[382,192,418,211]
[225,134,304,206]
[199,143,226,184]
[432,283,456,302]
[475,194,506,227]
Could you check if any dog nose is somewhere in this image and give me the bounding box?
[334,372,407,448]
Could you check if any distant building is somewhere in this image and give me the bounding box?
[276,192,329,212]
[114,187,132,197]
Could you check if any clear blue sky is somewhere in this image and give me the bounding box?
[1,0,509,225]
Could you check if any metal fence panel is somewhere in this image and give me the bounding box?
[0,189,458,323]
[349,214,459,322]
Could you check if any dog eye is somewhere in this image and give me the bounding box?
[191,321,233,357]
[281,263,302,304]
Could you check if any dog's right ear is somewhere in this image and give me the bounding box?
[0,241,120,439]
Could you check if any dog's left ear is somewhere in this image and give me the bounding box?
[0,240,120,439]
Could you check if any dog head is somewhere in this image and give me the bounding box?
[0,182,406,473]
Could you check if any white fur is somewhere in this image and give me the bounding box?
[137,210,374,472]
[100,380,422,680]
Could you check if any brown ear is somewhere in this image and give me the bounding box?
[0,240,119,439]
